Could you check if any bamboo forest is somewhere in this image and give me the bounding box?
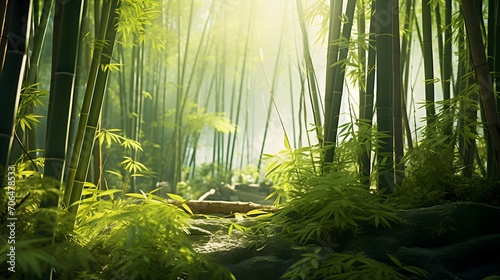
[1,0,500,279]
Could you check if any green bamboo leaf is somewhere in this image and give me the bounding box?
[480,276,500,280]
[83,182,97,189]
[17,114,43,131]
[284,133,291,150]
[96,128,122,147]
[139,189,148,200]
[106,170,124,178]
[92,189,123,198]
[401,265,429,277]
[387,254,402,267]
[142,91,153,100]
[374,214,380,228]
[246,209,270,216]
[100,62,123,72]
[126,193,147,199]
[167,193,186,203]
[121,137,143,151]
[182,203,194,215]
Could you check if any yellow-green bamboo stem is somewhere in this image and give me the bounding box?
[64,0,113,207]
[68,0,119,215]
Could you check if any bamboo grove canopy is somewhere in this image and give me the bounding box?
[1,0,500,216]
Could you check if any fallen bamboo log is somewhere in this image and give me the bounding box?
[166,199,278,215]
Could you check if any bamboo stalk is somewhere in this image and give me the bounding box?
[228,11,252,173]
[358,0,366,120]
[461,0,500,176]
[68,0,120,215]
[323,0,344,146]
[400,0,414,150]
[443,0,452,138]
[422,0,436,126]
[0,0,13,75]
[324,0,356,166]
[375,0,394,193]
[27,0,52,85]
[359,0,377,188]
[256,12,287,180]
[0,0,31,183]
[492,0,500,177]
[64,0,114,206]
[393,0,405,186]
[43,0,84,196]
[296,0,322,144]
[486,0,498,177]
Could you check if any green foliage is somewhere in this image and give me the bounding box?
[16,83,48,132]
[265,121,388,206]
[264,144,322,206]
[117,0,162,45]
[77,189,233,279]
[257,133,399,278]
[282,250,428,280]
[0,176,96,279]
[482,275,500,280]
[392,96,497,208]
[0,163,234,279]
[96,128,156,193]
[96,128,142,151]
[184,108,237,134]
[270,169,399,244]
[256,124,435,279]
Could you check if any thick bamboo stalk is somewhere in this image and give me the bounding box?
[68,0,120,215]
[461,0,500,176]
[492,0,500,177]
[64,0,113,206]
[323,0,344,146]
[359,0,377,188]
[486,0,498,177]
[0,0,30,183]
[43,0,84,192]
[375,0,394,193]
[27,0,52,85]
[324,0,356,166]
[400,0,415,150]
